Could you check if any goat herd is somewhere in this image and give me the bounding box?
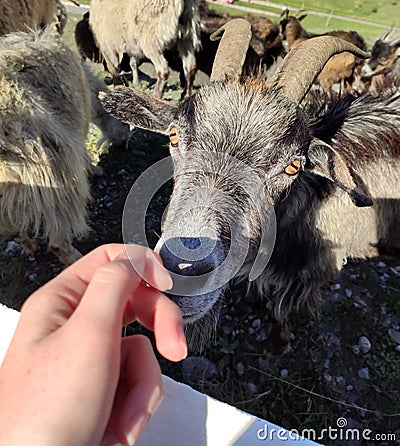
[0,0,399,346]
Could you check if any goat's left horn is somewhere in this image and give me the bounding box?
[380,27,393,42]
[266,36,370,104]
[210,18,252,83]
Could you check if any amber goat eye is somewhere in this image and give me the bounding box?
[169,127,179,147]
[284,159,301,175]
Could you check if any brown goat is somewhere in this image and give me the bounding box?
[361,33,400,84]
[199,0,285,75]
[280,11,367,89]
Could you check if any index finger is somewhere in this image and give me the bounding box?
[19,244,172,338]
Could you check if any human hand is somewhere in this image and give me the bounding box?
[0,244,187,446]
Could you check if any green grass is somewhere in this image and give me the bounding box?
[214,0,399,42]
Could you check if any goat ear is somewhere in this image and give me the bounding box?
[99,86,178,134]
[307,138,373,207]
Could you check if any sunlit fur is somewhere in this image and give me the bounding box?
[0,0,57,36]
[0,29,92,264]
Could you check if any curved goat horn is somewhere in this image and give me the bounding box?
[380,27,393,42]
[210,18,252,83]
[389,35,400,47]
[266,36,369,104]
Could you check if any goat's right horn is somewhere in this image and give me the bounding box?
[389,35,400,47]
[210,18,252,83]
[266,36,370,104]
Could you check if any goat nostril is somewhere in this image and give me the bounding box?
[180,237,201,250]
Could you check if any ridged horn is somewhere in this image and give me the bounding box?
[266,36,370,104]
[389,35,400,47]
[210,18,252,83]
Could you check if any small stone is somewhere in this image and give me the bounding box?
[336,376,344,383]
[346,384,354,391]
[396,345,400,352]
[358,367,370,380]
[359,336,371,354]
[326,333,341,348]
[345,288,353,298]
[352,345,360,355]
[377,261,386,268]
[331,283,341,291]
[324,373,333,382]
[236,362,245,376]
[255,330,267,342]
[5,241,22,253]
[280,369,289,379]
[252,318,261,329]
[181,357,217,384]
[388,328,400,344]
[248,382,258,394]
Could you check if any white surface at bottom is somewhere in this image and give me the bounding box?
[0,304,323,446]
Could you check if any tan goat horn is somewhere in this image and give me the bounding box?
[210,18,252,83]
[266,36,370,104]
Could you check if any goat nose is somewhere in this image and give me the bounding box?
[180,237,201,250]
[159,237,217,277]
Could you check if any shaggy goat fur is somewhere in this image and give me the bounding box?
[0,29,92,265]
[101,45,400,350]
[0,0,57,36]
[89,0,201,98]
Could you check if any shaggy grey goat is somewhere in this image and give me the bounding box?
[90,0,201,99]
[101,19,400,349]
[0,28,127,265]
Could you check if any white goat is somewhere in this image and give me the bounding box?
[89,0,201,98]
[0,29,119,265]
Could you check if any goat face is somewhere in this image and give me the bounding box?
[100,22,370,346]
[361,37,400,78]
[156,83,310,325]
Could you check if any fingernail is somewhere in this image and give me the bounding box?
[121,245,146,276]
[145,250,173,291]
[125,412,150,446]
[124,388,162,445]
[164,274,173,291]
[177,324,188,359]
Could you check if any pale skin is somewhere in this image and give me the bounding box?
[0,244,187,446]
